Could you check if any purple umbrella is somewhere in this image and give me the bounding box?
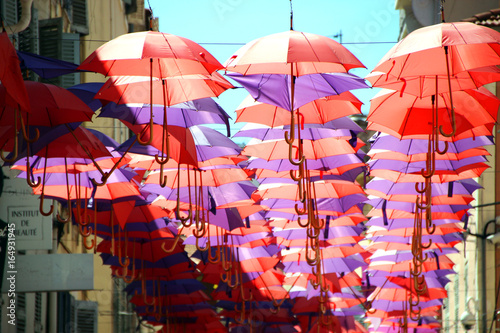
[226,72,368,110]
[99,99,232,136]
[366,178,482,197]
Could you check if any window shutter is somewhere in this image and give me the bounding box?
[72,0,88,35]
[39,18,62,60]
[39,18,81,88]
[1,0,18,42]
[74,300,98,333]
[17,292,26,332]
[18,6,38,80]
[18,6,38,54]
[61,32,80,88]
[34,292,43,333]
[1,0,18,27]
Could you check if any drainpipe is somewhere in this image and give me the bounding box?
[0,0,34,34]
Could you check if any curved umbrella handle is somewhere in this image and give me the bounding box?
[161,226,185,253]
[415,196,430,210]
[288,142,305,166]
[20,114,39,143]
[294,201,306,216]
[83,233,95,251]
[409,305,422,321]
[289,168,303,182]
[195,233,209,252]
[320,311,333,326]
[415,181,428,194]
[440,46,457,138]
[157,164,168,188]
[90,172,110,187]
[56,205,73,224]
[39,192,54,216]
[435,139,449,155]
[137,118,154,145]
[233,302,246,325]
[26,173,41,188]
[1,133,18,163]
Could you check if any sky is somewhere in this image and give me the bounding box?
[146,0,401,139]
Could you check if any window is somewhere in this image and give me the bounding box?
[39,18,81,88]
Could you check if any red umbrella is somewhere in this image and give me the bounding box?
[373,22,500,78]
[367,87,499,138]
[224,30,364,75]
[235,92,362,127]
[0,32,29,111]
[78,31,223,77]
[242,137,361,161]
[96,73,233,106]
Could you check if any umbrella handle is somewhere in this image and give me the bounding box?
[415,181,428,194]
[320,310,333,326]
[409,305,422,321]
[20,113,39,143]
[435,139,448,155]
[137,119,154,145]
[39,192,54,216]
[157,164,168,188]
[0,145,18,163]
[56,203,73,224]
[26,171,41,188]
[289,168,303,182]
[415,196,430,210]
[90,172,110,187]
[288,142,305,166]
[83,233,95,251]
[161,226,185,253]
[233,302,247,325]
[195,233,209,251]
[364,301,377,314]
[425,216,436,235]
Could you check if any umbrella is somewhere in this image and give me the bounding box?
[227,72,368,110]
[224,30,364,75]
[78,30,223,77]
[0,32,29,111]
[235,96,363,127]
[96,73,233,107]
[367,87,499,138]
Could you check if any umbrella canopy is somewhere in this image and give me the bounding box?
[78,30,223,77]
[367,87,499,138]
[227,72,368,110]
[0,32,30,111]
[224,30,365,75]
[235,95,363,127]
[96,73,233,107]
[372,22,500,78]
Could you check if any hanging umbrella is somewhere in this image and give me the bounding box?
[0,32,30,111]
[226,72,368,110]
[78,30,224,77]
[235,96,363,127]
[372,22,500,79]
[224,30,364,75]
[96,73,233,107]
[367,87,499,138]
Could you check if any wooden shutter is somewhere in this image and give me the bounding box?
[17,292,26,332]
[61,32,80,88]
[72,0,88,35]
[34,292,43,333]
[74,300,98,333]
[39,18,81,88]
[1,0,18,27]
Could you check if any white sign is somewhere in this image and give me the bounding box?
[0,178,53,250]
